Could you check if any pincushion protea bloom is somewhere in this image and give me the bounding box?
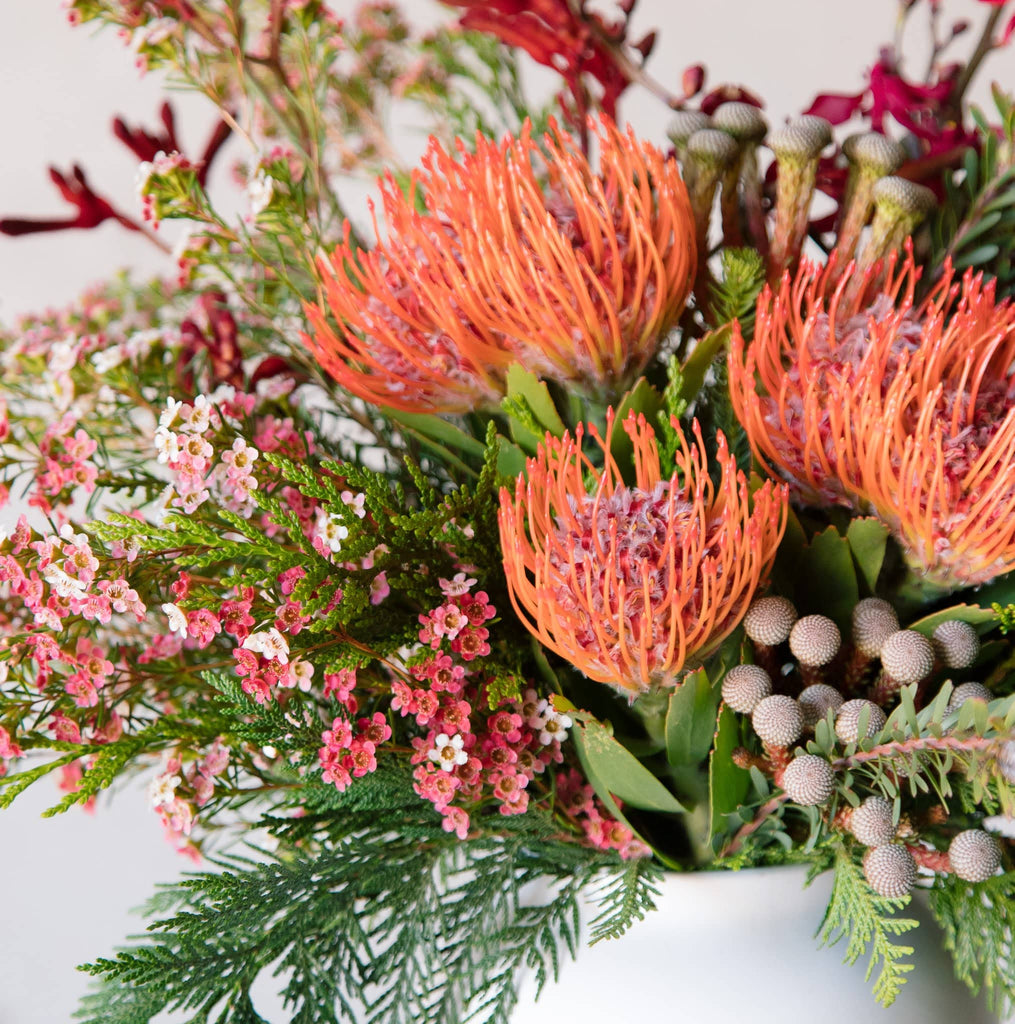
[303,116,696,413]
[497,411,788,695]
[729,245,1015,588]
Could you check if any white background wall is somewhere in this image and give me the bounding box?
[0,3,1013,1022]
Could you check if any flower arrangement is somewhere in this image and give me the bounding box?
[4,0,1015,1020]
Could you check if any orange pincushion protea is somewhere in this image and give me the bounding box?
[497,411,788,696]
[729,246,1015,587]
[303,116,696,413]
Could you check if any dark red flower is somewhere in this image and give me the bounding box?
[443,0,646,121]
[0,165,136,237]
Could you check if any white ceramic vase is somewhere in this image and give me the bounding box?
[512,865,1000,1024]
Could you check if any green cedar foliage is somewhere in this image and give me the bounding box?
[929,871,1015,1016]
[817,845,918,1008]
[77,788,661,1024]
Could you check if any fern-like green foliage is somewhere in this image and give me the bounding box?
[930,85,1015,298]
[77,783,661,1024]
[929,871,1015,1016]
[817,845,918,1007]
[707,247,766,336]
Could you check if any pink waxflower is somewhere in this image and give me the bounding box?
[441,804,470,840]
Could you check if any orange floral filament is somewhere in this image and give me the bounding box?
[498,411,787,695]
[729,244,1015,587]
[303,116,696,413]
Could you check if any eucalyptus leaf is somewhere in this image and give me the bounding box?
[708,703,750,837]
[846,518,889,593]
[665,668,719,767]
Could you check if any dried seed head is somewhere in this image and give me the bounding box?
[841,132,906,176]
[789,614,841,667]
[835,699,887,743]
[850,796,897,847]
[863,845,917,897]
[851,598,900,658]
[949,829,1002,882]
[743,596,798,646]
[686,128,740,168]
[751,694,804,747]
[880,630,936,684]
[781,753,836,805]
[946,681,992,713]
[711,102,767,142]
[721,664,773,714]
[769,117,832,162]
[872,176,937,217]
[932,620,980,669]
[668,110,712,148]
[798,683,844,728]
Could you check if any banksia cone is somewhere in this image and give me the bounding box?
[948,829,1002,882]
[836,699,887,743]
[711,102,768,248]
[932,620,980,669]
[744,596,797,645]
[730,243,1015,587]
[836,133,906,263]
[876,630,935,702]
[752,694,804,747]
[850,795,897,847]
[743,595,797,678]
[798,683,844,728]
[860,176,936,276]
[767,116,831,282]
[789,614,841,685]
[851,598,899,659]
[304,116,697,411]
[498,411,787,696]
[721,664,773,714]
[863,845,917,897]
[781,753,836,806]
[946,682,992,713]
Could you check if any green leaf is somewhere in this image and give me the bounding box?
[907,603,999,638]
[708,703,750,837]
[384,409,487,458]
[611,378,664,473]
[678,326,730,405]
[846,518,889,593]
[796,525,859,631]
[665,668,719,767]
[560,702,684,815]
[503,363,566,454]
[496,438,528,479]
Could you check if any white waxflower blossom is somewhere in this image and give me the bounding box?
[242,627,290,665]
[162,602,189,637]
[154,426,180,464]
[160,397,184,429]
[316,510,350,554]
[248,170,275,218]
[531,698,573,746]
[149,771,182,810]
[41,564,87,600]
[92,346,126,374]
[184,394,213,434]
[428,733,468,769]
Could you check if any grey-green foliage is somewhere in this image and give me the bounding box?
[77,786,661,1024]
[929,85,1015,297]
